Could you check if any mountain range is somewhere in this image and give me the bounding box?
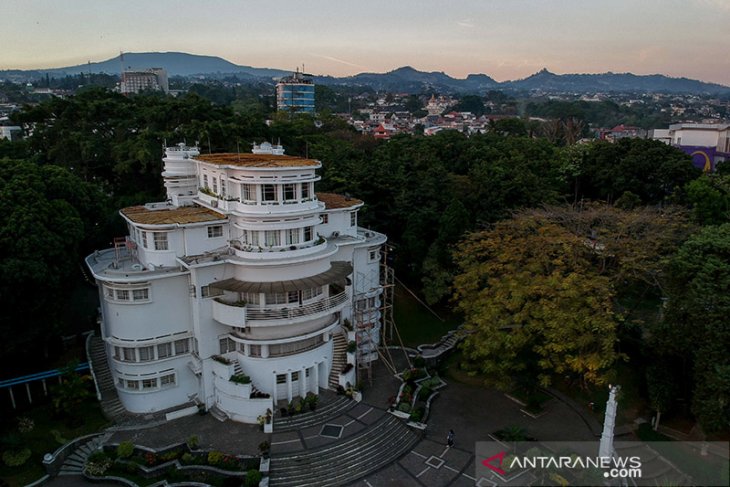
[3,51,729,95]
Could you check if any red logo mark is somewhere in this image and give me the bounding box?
[482,451,507,475]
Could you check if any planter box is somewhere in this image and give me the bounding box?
[263,422,273,433]
[212,299,247,327]
[339,367,356,388]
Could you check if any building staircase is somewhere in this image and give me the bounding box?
[87,335,134,424]
[58,432,113,476]
[273,391,356,433]
[269,414,419,487]
[328,333,348,390]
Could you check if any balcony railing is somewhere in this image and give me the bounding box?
[247,291,348,321]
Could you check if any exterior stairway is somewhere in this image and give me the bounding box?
[274,391,356,433]
[328,333,348,390]
[269,414,419,487]
[87,334,133,423]
[58,432,113,476]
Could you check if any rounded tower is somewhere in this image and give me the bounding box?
[162,143,199,206]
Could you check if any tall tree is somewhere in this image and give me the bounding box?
[453,215,620,389]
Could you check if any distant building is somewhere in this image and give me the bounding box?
[599,124,646,142]
[276,69,315,114]
[652,123,730,171]
[121,68,169,95]
[0,126,21,141]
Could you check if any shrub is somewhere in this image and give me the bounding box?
[246,469,263,486]
[397,402,411,413]
[85,453,112,476]
[258,441,270,456]
[409,407,424,422]
[347,341,357,353]
[159,449,180,462]
[2,449,31,467]
[418,386,432,402]
[144,451,157,466]
[116,441,134,459]
[413,355,426,368]
[187,434,199,449]
[208,450,225,466]
[212,355,232,365]
[342,363,354,374]
[51,429,67,445]
[230,373,251,384]
[181,452,194,464]
[17,417,34,434]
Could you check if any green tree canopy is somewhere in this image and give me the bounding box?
[453,214,621,388]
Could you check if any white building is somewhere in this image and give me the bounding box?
[120,68,169,95]
[86,142,386,423]
[651,123,730,171]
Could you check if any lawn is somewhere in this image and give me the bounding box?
[0,401,110,487]
[392,283,459,348]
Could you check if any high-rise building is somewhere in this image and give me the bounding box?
[85,142,387,422]
[276,69,315,114]
[120,68,169,95]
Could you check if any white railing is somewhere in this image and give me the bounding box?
[247,291,348,321]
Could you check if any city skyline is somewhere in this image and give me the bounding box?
[2,0,730,85]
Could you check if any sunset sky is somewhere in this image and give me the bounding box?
[2,0,730,84]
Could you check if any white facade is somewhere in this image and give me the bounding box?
[652,123,730,153]
[86,143,386,422]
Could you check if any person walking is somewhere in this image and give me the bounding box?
[447,429,454,447]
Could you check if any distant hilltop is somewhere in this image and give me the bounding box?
[2,51,729,95]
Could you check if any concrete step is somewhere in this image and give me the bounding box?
[274,395,355,432]
[270,415,417,486]
[209,405,228,422]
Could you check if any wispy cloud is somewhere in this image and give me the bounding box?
[457,18,475,28]
[308,53,369,70]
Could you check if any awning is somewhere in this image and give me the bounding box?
[210,261,352,294]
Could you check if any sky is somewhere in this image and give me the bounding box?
[2,0,730,85]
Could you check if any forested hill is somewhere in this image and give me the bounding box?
[3,52,730,94]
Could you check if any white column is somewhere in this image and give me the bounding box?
[599,385,620,459]
[301,367,307,396]
[272,373,277,403]
[286,372,293,402]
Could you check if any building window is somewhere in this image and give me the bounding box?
[291,371,299,381]
[158,342,172,359]
[266,292,287,305]
[201,285,224,298]
[105,287,115,299]
[116,289,130,301]
[141,231,149,249]
[153,232,168,251]
[212,178,218,194]
[288,291,299,304]
[202,174,208,188]
[302,287,322,300]
[276,374,287,384]
[219,337,235,354]
[245,292,261,305]
[262,184,277,202]
[301,183,310,199]
[249,344,261,357]
[283,184,296,201]
[208,225,223,238]
[303,226,313,242]
[132,288,149,301]
[142,378,157,389]
[264,230,280,247]
[286,228,300,245]
[138,346,154,362]
[350,212,357,227]
[220,179,226,197]
[126,380,139,390]
[321,214,328,224]
[160,374,176,387]
[369,249,379,261]
[242,184,255,202]
[174,339,190,355]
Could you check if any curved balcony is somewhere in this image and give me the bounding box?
[247,291,348,324]
[212,298,247,327]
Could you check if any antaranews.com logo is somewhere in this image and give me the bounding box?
[475,441,729,486]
